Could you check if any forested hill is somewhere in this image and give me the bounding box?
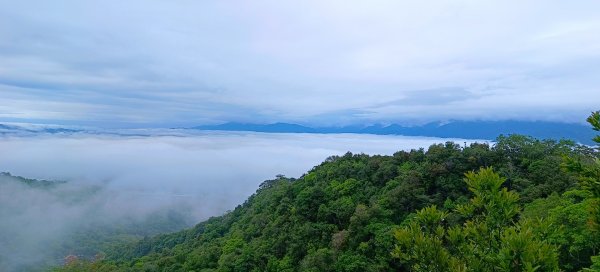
[0,172,65,188]
[0,173,193,272]
[57,130,600,271]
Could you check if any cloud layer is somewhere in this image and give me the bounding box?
[0,0,599,126]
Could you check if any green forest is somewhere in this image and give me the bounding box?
[54,111,600,272]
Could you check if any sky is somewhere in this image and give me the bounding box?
[0,0,599,128]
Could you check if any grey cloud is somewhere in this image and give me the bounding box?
[0,0,599,126]
[375,88,480,107]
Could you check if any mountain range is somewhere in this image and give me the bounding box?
[194,120,596,145]
[0,120,595,145]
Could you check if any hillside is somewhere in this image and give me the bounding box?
[55,132,600,271]
[0,173,193,272]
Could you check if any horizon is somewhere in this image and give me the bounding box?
[0,116,594,130]
[2,117,596,145]
[0,117,595,131]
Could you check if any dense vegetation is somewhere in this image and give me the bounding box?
[56,112,600,271]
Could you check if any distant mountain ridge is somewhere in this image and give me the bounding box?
[0,172,65,188]
[1,120,594,145]
[0,123,82,135]
[193,120,596,145]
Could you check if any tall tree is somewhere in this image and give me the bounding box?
[393,167,559,271]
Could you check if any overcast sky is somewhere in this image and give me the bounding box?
[0,0,598,127]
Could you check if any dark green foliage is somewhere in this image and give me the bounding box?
[58,133,599,271]
[588,111,600,144]
[559,111,600,271]
[393,168,559,271]
[522,190,598,271]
